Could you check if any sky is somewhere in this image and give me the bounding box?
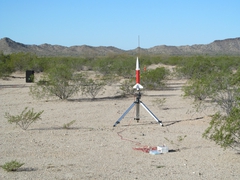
[0,0,239,50]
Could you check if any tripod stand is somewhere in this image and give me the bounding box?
[113,90,163,127]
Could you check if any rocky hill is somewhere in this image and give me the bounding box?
[0,37,240,56]
[146,37,240,55]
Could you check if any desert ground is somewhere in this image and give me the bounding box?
[0,70,239,180]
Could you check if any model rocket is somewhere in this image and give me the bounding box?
[133,57,143,90]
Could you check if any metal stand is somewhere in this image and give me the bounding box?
[113,90,163,127]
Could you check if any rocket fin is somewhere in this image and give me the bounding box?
[133,83,143,90]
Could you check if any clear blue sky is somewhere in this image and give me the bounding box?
[1,0,239,50]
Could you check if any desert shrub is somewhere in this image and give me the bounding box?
[92,57,115,75]
[119,79,135,96]
[183,60,240,150]
[141,67,169,90]
[10,52,38,71]
[30,64,85,100]
[184,68,240,115]
[101,74,120,86]
[81,78,106,99]
[92,55,135,78]
[1,160,24,172]
[0,52,13,78]
[110,57,135,78]
[203,107,240,150]
[0,62,12,78]
[183,77,210,101]
[26,56,53,72]
[5,107,44,130]
[176,56,240,79]
[63,120,76,129]
[70,57,90,71]
[0,52,53,77]
[175,56,215,79]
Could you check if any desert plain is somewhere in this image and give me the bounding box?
[0,69,240,180]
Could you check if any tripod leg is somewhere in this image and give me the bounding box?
[113,102,136,127]
[140,101,163,126]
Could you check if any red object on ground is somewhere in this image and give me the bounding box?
[133,146,157,153]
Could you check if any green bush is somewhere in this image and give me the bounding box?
[10,52,38,71]
[92,55,135,78]
[119,79,135,96]
[0,52,13,78]
[182,59,240,150]
[184,68,240,115]
[81,78,106,99]
[203,107,240,150]
[1,160,24,172]
[30,64,85,100]
[176,56,215,79]
[5,107,43,130]
[141,67,169,90]
[63,120,76,129]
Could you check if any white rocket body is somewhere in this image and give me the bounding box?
[133,57,143,90]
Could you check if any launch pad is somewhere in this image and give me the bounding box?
[113,90,163,127]
[113,57,163,127]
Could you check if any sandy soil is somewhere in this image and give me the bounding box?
[0,72,239,180]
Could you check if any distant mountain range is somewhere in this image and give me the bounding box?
[0,37,240,56]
